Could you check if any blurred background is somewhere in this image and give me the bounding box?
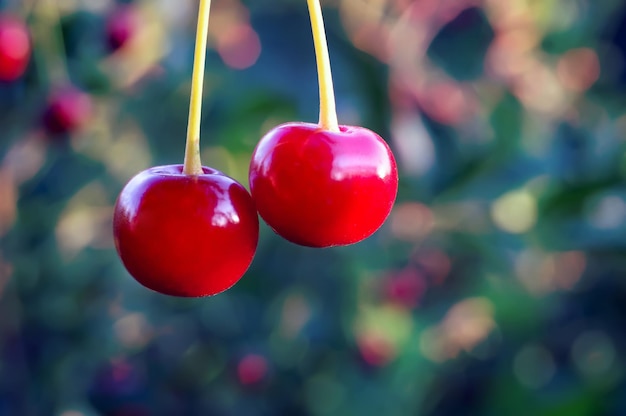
[1,0,626,414]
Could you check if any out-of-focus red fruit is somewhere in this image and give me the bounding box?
[237,354,268,386]
[43,86,93,135]
[384,268,427,308]
[0,14,31,82]
[106,5,140,51]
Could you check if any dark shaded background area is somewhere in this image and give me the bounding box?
[1,0,626,415]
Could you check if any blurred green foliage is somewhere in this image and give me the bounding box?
[1,0,626,415]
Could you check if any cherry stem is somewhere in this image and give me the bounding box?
[306,0,339,132]
[183,0,212,176]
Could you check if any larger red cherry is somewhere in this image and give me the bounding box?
[113,164,259,297]
[249,122,398,247]
[0,14,31,82]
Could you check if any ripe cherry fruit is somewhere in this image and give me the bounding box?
[250,122,397,247]
[43,86,93,135]
[248,0,398,247]
[105,5,139,51]
[0,14,31,82]
[113,0,258,297]
[113,165,259,297]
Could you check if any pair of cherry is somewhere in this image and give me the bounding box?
[112,0,399,297]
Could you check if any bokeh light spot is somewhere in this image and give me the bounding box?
[114,313,152,349]
[516,250,586,295]
[586,195,626,229]
[217,23,261,70]
[513,344,555,389]
[557,48,600,92]
[420,81,472,125]
[571,331,617,379]
[383,267,427,308]
[357,331,395,366]
[420,298,496,362]
[237,354,268,385]
[280,294,312,338]
[59,411,85,416]
[0,168,16,235]
[391,113,436,176]
[415,249,452,285]
[55,182,114,259]
[390,202,434,241]
[491,189,537,233]
[354,305,412,366]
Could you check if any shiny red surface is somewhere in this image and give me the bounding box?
[249,122,398,247]
[0,15,30,82]
[113,165,259,297]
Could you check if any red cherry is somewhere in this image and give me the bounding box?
[237,354,268,386]
[43,86,93,135]
[249,122,398,247]
[113,164,259,297]
[106,5,139,51]
[0,14,30,82]
[383,268,426,308]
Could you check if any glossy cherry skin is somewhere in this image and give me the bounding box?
[43,86,93,135]
[0,14,31,82]
[249,122,398,247]
[113,165,259,297]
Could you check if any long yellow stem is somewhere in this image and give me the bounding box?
[306,0,339,132]
[183,0,212,175]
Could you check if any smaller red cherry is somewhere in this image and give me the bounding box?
[383,268,426,308]
[249,122,398,247]
[237,354,268,386]
[42,86,93,135]
[113,164,259,297]
[0,14,31,82]
[105,5,139,51]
